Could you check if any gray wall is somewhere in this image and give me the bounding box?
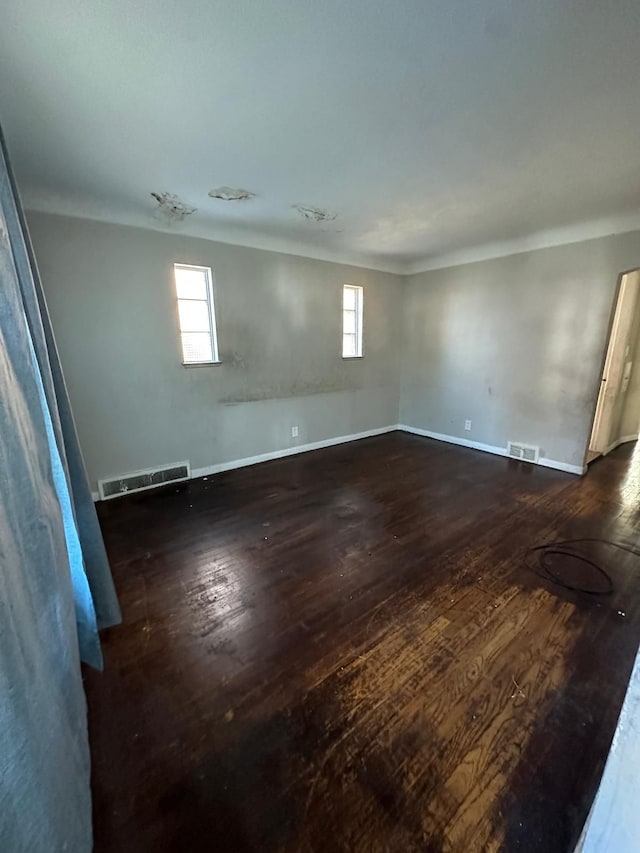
[400,233,640,469]
[28,210,640,489]
[27,213,402,491]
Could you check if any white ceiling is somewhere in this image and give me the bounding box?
[2,0,640,274]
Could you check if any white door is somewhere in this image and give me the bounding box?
[589,272,639,455]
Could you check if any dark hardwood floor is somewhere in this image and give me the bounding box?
[85,432,640,852]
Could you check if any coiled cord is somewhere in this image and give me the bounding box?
[525,538,640,596]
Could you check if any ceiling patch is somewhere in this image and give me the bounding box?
[208,186,256,201]
[293,204,338,223]
[151,192,197,222]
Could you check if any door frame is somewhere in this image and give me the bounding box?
[584,267,640,467]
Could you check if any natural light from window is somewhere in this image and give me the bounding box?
[342,284,363,358]
[174,263,219,364]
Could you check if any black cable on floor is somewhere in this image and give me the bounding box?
[524,538,640,596]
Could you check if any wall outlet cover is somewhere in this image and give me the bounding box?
[291,426,299,437]
[464,420,472,431]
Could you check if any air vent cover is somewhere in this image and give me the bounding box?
[507,441,540,464]
[98,461,190,500]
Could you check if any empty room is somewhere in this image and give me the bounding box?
[3,2,640,851]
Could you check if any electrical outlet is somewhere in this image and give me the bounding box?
[291,426,299,437]
[464,420,472,431]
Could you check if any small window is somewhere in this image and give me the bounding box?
[342,284,363,358]
[174,263,219,364]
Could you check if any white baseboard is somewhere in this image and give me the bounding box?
[191,425,397,479]
[398,424,507,458]
[603,434,638,456]
[397,424,585,476]
[91,420,589,501]
[536,456,585,476]
[92,425,395,500]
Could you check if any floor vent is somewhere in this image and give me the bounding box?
[98,461,190,500]
[507,441,540,464]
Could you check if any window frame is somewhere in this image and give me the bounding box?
[173,262,220,366]
[342,284,364,359]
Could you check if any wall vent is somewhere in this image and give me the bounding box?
[507,441,540,464]
[98,461,190,500]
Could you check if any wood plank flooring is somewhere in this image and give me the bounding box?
[85,432,640,852]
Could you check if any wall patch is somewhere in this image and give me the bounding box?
[151,192,197,222]
[292,204,338,223]
[208,187,256,201]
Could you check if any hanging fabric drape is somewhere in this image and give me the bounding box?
[0,127,120,851]
[0,127,121,662]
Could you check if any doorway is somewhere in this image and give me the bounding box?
[588,269,640,464]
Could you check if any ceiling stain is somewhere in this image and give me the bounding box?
[293,204,338,223]
[151,192,197,221]
[209,186,256,201]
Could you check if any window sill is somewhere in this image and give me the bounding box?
[342,355,364,360]
[182,360,222,368]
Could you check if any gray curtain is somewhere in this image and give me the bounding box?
[0,128,120,850]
